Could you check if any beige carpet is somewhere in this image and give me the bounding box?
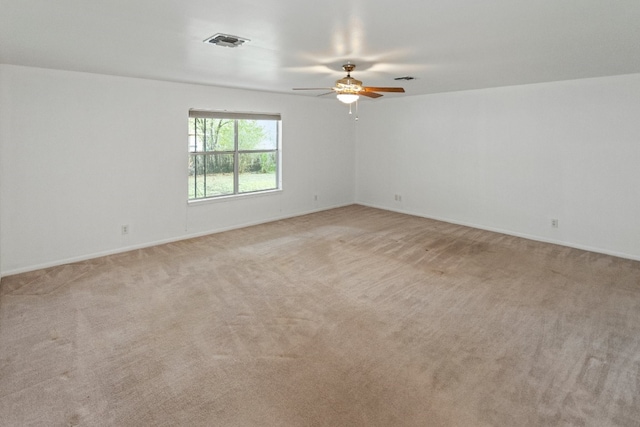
[1,205,640,426]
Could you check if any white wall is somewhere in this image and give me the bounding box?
[356,73,640,260]
[0,65,355,275]
[0,66,5,275]
[3,66,639,275]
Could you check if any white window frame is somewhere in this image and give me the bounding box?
[188,110,281,202]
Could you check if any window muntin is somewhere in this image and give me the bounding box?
[188,111,280,200]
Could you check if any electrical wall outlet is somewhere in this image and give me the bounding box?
[121,224,129,235]
[551,219,559,228]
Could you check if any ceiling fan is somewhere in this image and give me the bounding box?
[293,63,405,104]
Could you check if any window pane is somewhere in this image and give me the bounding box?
[190,118,235,152]
[238,152,277,193]
[189,153,235,198]
[238,120,278,150]
[188,118,198,152]
[189,118,206,152]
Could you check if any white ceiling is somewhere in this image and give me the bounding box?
[2,0,640,99]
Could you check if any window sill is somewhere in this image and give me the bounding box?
[187,188,282,206]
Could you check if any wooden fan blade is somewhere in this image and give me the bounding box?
[317,92,335,97]
[293,87,334,91]
[359,91,383,99]
[363,86,405,93]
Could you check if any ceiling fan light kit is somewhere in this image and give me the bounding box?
[336,93,360,104]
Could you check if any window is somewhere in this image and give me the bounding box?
[188,110,281,200]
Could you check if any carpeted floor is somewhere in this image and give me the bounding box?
[1,205,639,426]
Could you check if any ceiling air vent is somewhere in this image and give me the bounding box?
[204,33,250,48]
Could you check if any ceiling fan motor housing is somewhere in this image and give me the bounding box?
[336,64,362,93]
[335,77,363,93]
